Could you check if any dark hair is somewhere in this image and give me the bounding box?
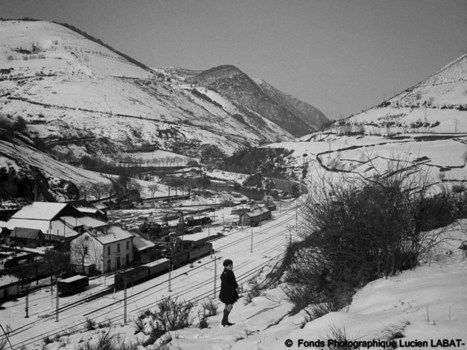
[223,259,233,267]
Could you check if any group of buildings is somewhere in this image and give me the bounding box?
[0,201,156,299]
[0,196,277,300]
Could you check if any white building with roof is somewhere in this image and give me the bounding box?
[6,202,106,248]
[70,225,134,274]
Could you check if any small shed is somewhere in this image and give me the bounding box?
[238,207,271,226]
[0,275,20,300]
[10,227,44,248]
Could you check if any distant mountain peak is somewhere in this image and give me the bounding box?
[185,64,329,136]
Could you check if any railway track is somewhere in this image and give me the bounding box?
[3,203,299,349]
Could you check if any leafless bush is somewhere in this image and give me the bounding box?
[137,296,193,346]
[286,158,458,311]
[200,298,218,317]
[320,326,360,350]
[85,317,96,331]
[243,277,263,303]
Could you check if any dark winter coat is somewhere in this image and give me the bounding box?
[219,268,239,304]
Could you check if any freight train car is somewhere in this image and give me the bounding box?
[113,241,213,289]
[188,242,213,261]
[114,266,149,289]
[143,258,170,276]
[58,275,89,295]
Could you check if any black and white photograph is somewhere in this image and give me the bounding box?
[0,1,466,349]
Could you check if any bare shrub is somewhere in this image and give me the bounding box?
[381,320,410,342]
[200,298,218,317]
[138,296,193,346]
[85,317,96,331]
[285,158,457,312]
[77,330,114,350]
[243,277,263,303]
[321,326,360,350]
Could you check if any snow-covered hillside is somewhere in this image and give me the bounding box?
[338,54,467,136]
[259,54,467,191]
[4,216,466,350]
[0,20,328,159]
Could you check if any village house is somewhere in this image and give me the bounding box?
[238,204,271,226]
[70,225,134,274]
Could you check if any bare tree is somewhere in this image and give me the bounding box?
[70,235,91,273]
[148,184,159,206]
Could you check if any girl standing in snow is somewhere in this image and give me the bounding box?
[219,259,239,327]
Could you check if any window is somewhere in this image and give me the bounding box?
[84,247,88,255]
[107,246,111,256]
[126,254,129,265]
[126,241,129,250]
[117,243,120,253]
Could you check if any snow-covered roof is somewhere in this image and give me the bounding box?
[0,275,19,287]
[133,235,155,251]
[6,218,51,233]
[11,202,68,221]
[49,220,79,239]
[95,204,108,210]
[241,207,270,218]
[93,225,134,244]
[79,216,107,229]
[144,258,169,267]
[75,207,98,214]
[61,216,106,229]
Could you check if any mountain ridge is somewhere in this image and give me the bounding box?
[0,19,329,161]
[186,64,328,136]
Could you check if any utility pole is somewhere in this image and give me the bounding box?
[250,227,254,253]
[123,275,127,324]
[168,262,172,292]
[213,257,217,299]
[295,200,298,228]
[55,276,59,322]
[24,280,30,318]
[25,291,29,318]
[287,225,293,247]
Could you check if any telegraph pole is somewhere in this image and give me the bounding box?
[168,261,173,292]
[287,225,294,247]
[123,276,127,324]
[55,276,59,322]
[213,257,217,298]
[250,227,254,253]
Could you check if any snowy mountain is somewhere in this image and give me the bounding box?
[259,53,467,191]
[337,54,467,135]
[0,19,329,161]
[184,65,328,136]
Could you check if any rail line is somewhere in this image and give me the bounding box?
[4,204,299,349]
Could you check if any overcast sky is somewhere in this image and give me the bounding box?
[1,0,466,119]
